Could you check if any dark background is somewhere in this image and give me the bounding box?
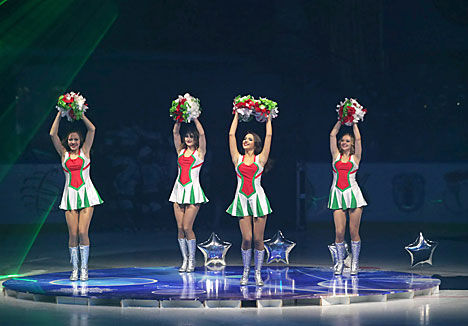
[1,0,467,235]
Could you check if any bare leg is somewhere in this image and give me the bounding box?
[333,209,347,243]
[182,205,200,272]
[65,210,79,247]
[349,208,362,242]
[174,203,189,272]
[253,215,267,286]
[349,207,363,274]
[174,203,186,238]
[238,216,253,250]
[182,204,200,240]
[253,216,268,250]
[78,207,94,245]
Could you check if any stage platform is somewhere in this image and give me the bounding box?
[2,266,440,307]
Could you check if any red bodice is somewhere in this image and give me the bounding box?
[335,160,353,190]
[238,163,258,196]
[178,154,195,186]
[65,156,85,189]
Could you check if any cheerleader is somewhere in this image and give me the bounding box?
[329,121,367,275]
[170,118,208,272]
[227,111,272,286]
[49,112,103,281]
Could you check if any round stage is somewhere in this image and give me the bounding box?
[2,266,440,307]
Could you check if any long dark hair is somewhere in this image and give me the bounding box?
[243,131,274,172]
[244,132,262,155]
[61,130,84,152]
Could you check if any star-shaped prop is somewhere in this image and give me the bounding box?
[328,242,352,268]
[405,232,438,267]
[264,230,296,264]
[197,233,232,266]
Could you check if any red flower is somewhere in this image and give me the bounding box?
[63,95,73,104]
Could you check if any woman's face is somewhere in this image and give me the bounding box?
[339,135,353,152]
[184,133,195,147]
[68,132,81,151]
[242,133,255,151]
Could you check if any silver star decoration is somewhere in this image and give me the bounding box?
[405,232,438,267]
[197,233,232,266]
[264,230,296,264]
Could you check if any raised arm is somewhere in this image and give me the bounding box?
[81,114,96,156]
[352,123,362,162]
[49,112,65,156]
[193,118,206,158]
[258,115,272,166]
[173,121,182,154]
[228,111,240,165]
[330,120,341,159]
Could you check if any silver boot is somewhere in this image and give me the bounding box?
[186,239,196,273]
[254,249,265,286]
[79,245,90,281]
[69,247,79,281]
[350,240,361,275]
[240,248,252,286]
[178,238,188,272]
[334,242,345,275]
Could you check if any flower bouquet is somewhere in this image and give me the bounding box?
[336,98,367,126]
[170,93,202,123]
[56,91,88,121]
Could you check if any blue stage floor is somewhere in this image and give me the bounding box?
[3,266,440,306]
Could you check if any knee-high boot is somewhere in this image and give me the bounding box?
[334,242,345,275]
[69,247,79,281]
[186,239,196,273]
[79,245,90,281]
[254,249,265,286]
[240,248,252,286]
[351,240,361,275]
[178,238,188,272]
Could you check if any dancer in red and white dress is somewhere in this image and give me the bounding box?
[170,118,208,273]
[329,120,366,275]
[50,112,102,281]
[227,111,273,286]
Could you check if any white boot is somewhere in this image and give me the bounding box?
[178,238,188,272]
[240,249,252,286]
[334,242,345,275]
[350,240,361,275]
[186,239,196,273]
[79,245,90,281]
[69,247,79,281]
[254,249,265,286]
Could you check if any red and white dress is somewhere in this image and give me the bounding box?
[226,155,272,217]
[328,154,367,210]
[60,150,103,210]
[169,149,208,204]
